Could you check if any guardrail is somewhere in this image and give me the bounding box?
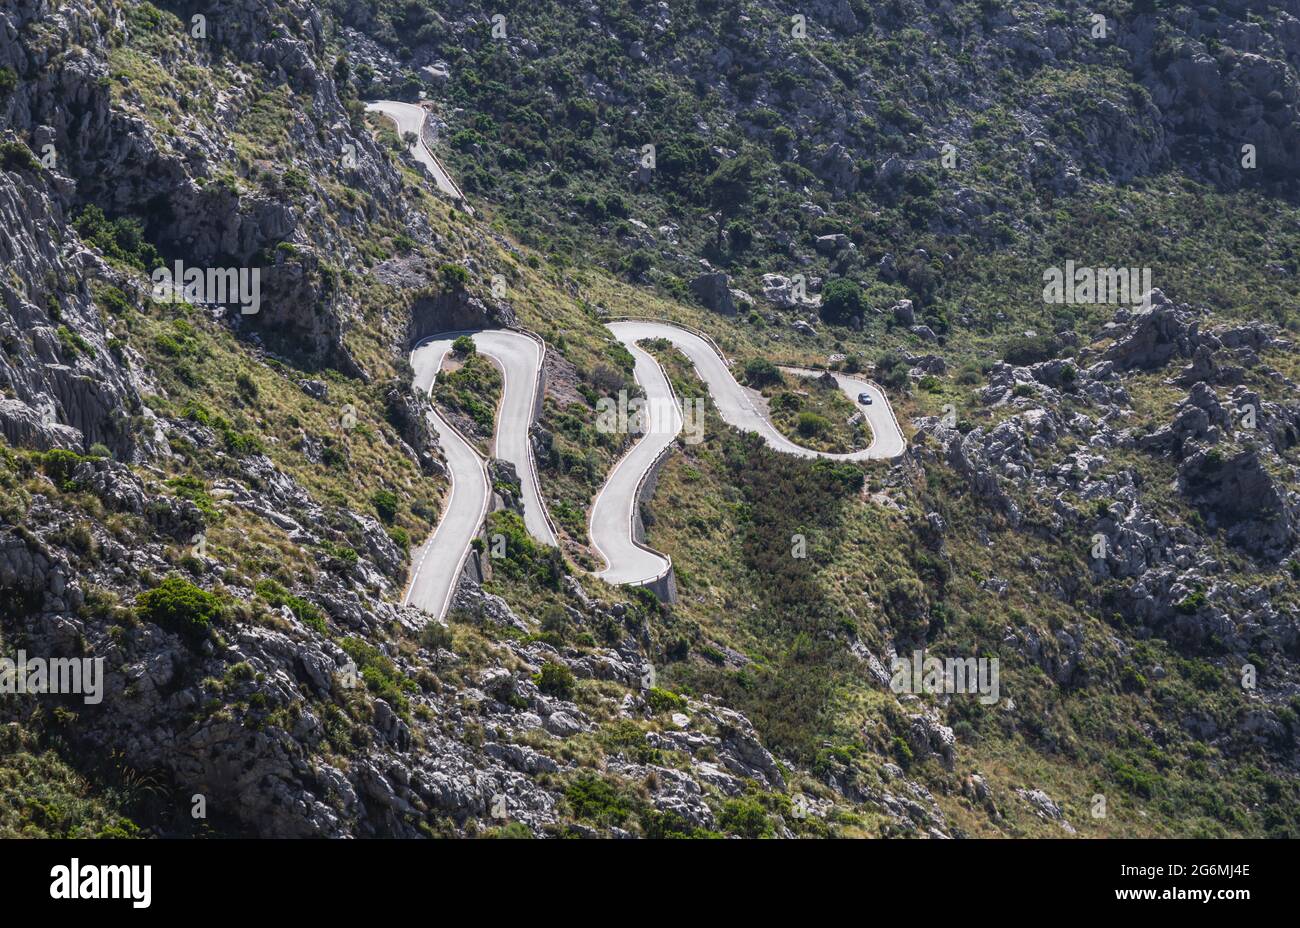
[605,315,733,367]
[415,106,472,209]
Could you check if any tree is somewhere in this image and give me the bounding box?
[875,351,910,391]
[820,278,864,325]
[705,151,760,210]
[451,335,476,356]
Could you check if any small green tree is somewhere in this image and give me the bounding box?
[820,278,864,325]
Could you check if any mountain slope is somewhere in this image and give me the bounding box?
[0,0,1297,838]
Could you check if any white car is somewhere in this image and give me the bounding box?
[857,392,873,405]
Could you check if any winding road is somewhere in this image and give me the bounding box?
[403,320,907,615]
[404,330,554,618]
[374,100,906,616]
[365,100,472,212]
[587,321,907,586]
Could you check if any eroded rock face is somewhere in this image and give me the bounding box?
[407,288,517,345]
[1102,291,1200,371]
[383,382,441,473]
[1178,446,1296,559]
[0,166,146,458]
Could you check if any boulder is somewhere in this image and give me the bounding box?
[690,272,737,316]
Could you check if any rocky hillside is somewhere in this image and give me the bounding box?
[1,0,1298,838]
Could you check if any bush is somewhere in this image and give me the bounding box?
[874,351,910,391]
[534,660,575,698]
[717,797,773,838]
[704,151,759,209]
[96,286,133,316]
[136,576,222,641]
[38,449,88,487]
[439,263,470,290]
[0,67,16,96]
[820,278,864,325]
[485,511,567,590]
[0,141,40,174]
[565,774,636,826]
[339,636,416,711]
[371,488,399,524]
[451,335,476,356]
[646,687,687,713]
[73,205,159,271]
[743,357,782,387]
[796,412,829,437]
[1002,334,1061,366]
[420,621,453,651]
[235,371,259,402]
[254,579,326,634]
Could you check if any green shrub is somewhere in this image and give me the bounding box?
[0,141,40,173]
[319,541,359,571]
[717,797,773,838]
[95,286,133,316]
[235,372,259,401]
[485,821,532,839]
[451,334,476,356]
[743,357,782,387]
[371,489,399,524]
[820,278,865,325]
[534,660,575,698]
[254,579,326,634]
[1003,334,1061,366]
[339,636,416,712]
[796,412,829,437]
[874,351,910,391]
[485,511,567,590]
[0,67,16,96]
[420,621,453,651]
[72,206,159,271]
[136,576,222,641]
[37,449,87,486]
[564,774,635,826]
[439,263,470,289]
[645,687,687,713]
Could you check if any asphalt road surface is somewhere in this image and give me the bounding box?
[365,100,472,211]
[404,330,554,618]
